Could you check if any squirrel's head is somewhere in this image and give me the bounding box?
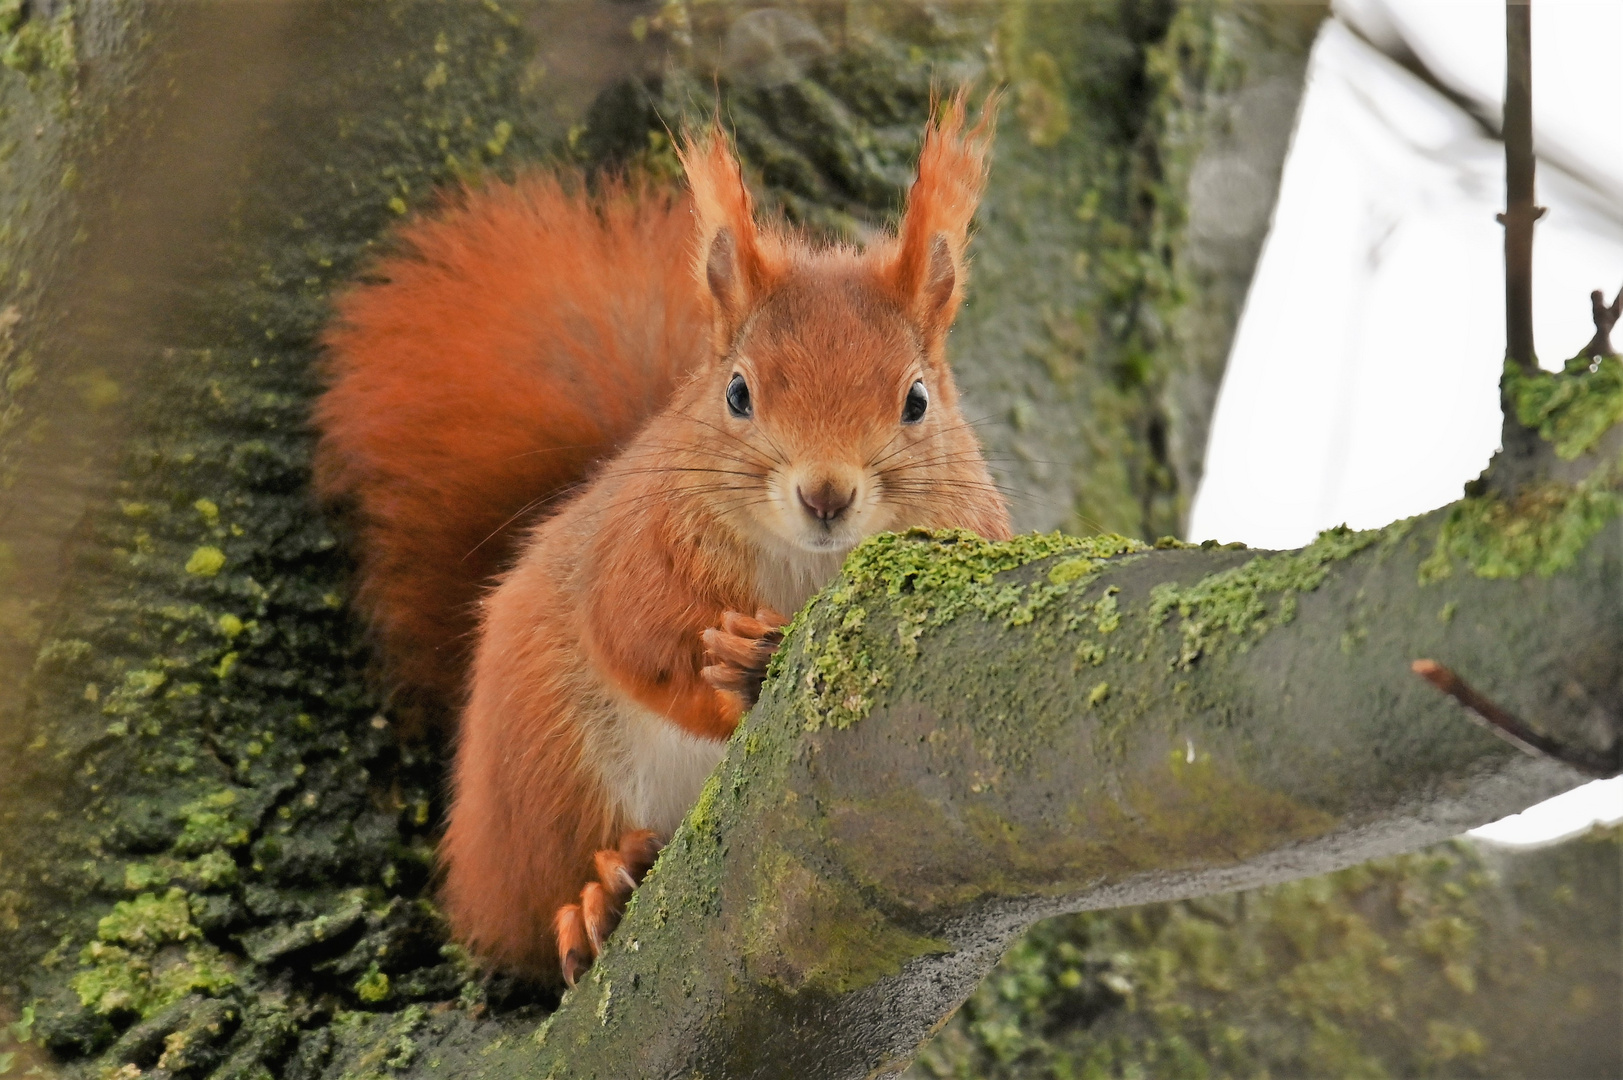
[674,92,1006,556]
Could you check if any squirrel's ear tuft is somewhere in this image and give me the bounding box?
[679,125,781,346]
[888,88,997,342]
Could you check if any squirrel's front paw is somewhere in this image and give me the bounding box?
[700,608,788,709]
[554,829,661,987]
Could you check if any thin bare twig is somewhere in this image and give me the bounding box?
[1411,659,1619,778]
[1498,1,1544,375]
[1582,285,1623,360]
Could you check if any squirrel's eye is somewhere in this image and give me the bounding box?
[726,373,753,419]
[901,379,928,424]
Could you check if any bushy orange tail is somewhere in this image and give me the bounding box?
[314,175,707,716]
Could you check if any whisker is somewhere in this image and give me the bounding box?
[878,452,1004,474]
[877,447,997,466]
[868,431,960,471]
[879,479,1036,506]
[611,466,768,480]
[499,441,614,464]
[600,483,765,514]
[866,417,996,470]
[461,484,583,562]
[673,413,788,468]
[619,442,774,472]
[605,481,756,502]
[880,480,1030,500]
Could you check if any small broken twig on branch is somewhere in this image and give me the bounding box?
[1498,0,1543,374]
[1411,659,1619,778]
[1582,285,1622,360]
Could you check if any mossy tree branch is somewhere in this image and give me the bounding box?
[457,422,1621,1079]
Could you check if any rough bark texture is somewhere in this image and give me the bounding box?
[909,826,1622,1079]
[1,2,1617,1079]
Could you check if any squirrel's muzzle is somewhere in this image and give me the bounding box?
[796,480,855,524]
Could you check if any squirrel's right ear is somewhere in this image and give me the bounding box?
[679,125,781,348]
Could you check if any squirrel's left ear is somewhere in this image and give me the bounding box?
[679,125,783,352]
[888,89,997,346]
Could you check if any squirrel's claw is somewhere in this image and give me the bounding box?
[555,903,590,988]
[722,608,788,639]
[701,608,787,708]
[580,882,616,955]
[555,829,663,985]
[617,828,662,879]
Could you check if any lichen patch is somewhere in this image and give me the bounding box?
[1148,525,1382,667]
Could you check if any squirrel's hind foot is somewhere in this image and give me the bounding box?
[555,828,661,986]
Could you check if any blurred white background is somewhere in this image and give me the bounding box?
[1188,0,1623,845]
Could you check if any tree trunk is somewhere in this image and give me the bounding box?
[6,3,1615,1079]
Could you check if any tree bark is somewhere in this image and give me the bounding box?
[909,825,1622,1078]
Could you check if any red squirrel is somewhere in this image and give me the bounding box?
[314,92,1011,984]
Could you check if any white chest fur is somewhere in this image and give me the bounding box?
[580,546,847,840]
[585,699,729,839]
[752,545,848,617]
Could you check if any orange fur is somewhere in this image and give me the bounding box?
[888,90,998,339]
[314,90,1011,980]
[314,175,705,713]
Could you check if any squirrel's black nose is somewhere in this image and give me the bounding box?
[797,482,855,524]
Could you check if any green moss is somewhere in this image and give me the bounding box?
[0,4,76,80]
[828,745,1336,916]
[1505,354,1623,460]
[122,849,238,893]
[1420,457,1623,582]
[914,833,1618,1080]
[71,942,231,1017]
[32,636,90,671]
[795,602,888,732]
[172,789,250,855]
[95,888,196,947]
[741,843,951,996]
[1442,354,1623,580]
[1149,525,1382,667]
[354,964,392,1004]
[72,904,238,1019]
[1125,748,1338,869]
[841,529,1145,630]
[1424,1020,1486,1065]
[184,545,225,577]
[793,530,1146,730]
[1047,556,1100,585]
[683,768,724,840]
